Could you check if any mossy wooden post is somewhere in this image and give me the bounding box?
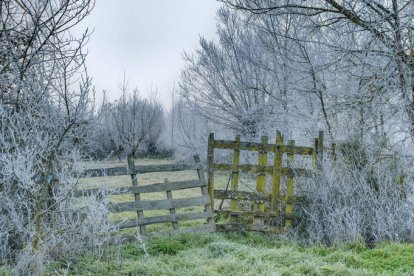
[271,131,283,215]
[255,135,268,217]
[164,178,179,230]
[207,133,215,209]
[312,138,318,171]
[317,131,324,172]
[230,135,241,211]
[285,140,295,227]
[127,155,147,235]
[194,154,214,226]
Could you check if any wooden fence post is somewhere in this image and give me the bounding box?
[255,135,268,216]
[127,155,147,236]
[285,140,295,227]
[312,137,318,171]
[317,131,324,172]
[207,133,215,209]
[271,131,283,215]
[194,154,215,226]
[230,135,241,211]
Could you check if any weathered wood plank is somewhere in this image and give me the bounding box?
[214,190,270,202]
[272,130,283,214]
[133,163,204,173]
[215,210,278,218]
[213,190,300,204]
[116,211,213,228]
[82,163,204,178]
[285,140,295,227]
[230,135,241,211]
[73,179,205,198]
[132,180,204,194]
[317,131,324,171]
[312,137,318,170]
[165,178,179,230]
[213,139,314,155]
[255,136,268,218]
[207,133,215,208]
[108,195,211,213]
[213,163,313,177]
[194,154,215,226]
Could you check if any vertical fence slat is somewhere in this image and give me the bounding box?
[164,178,179,230]
[207,133,215,209]
[230,135,241,211]
[271,131,283,214]
[255,136,268,216]
[128,155,147,235]
[285,140,295,227]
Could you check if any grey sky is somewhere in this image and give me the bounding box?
[78,0,222,110]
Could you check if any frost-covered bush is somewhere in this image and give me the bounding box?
[294,145,414,246]
[0,0,117,274]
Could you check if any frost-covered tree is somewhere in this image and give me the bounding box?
[219,0,414,144]
[92,79,165,159]
[0,1,115,273]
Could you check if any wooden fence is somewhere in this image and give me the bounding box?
[77,155,215,236]
[207,131,324,232]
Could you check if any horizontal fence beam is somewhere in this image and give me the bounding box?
[115,211,213,229]
[213,190,301,204]
[108,195,210,213]
[132,163,204,174]
[214,190,270,202]
[213,163,313,177]
[73,180,205,198]
[213,140,314,155]
[81,163,205,178]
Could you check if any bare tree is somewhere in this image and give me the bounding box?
[95,78,165,159]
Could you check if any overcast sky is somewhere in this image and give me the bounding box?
[78,0,222,109]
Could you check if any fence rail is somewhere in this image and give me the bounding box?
[82,163,204,178]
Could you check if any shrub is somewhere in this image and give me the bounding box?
[293,147,414,246]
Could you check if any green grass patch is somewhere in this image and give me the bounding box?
[50,232,414,275]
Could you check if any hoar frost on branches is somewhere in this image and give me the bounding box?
[0,0,115,273]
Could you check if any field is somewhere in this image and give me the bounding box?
[62,158,414,275]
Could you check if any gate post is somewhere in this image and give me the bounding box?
[207,133,215,209]
[317,131,324,172]
[230,135,240,211]
[255,135,268,215]
[271,131,283,214]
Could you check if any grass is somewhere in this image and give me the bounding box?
[52,232,414,275]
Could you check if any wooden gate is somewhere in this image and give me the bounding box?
[207,131,324,232]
